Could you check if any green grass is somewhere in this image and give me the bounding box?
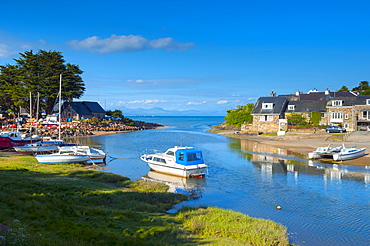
[0,155,291,245]
[177,207,291,245]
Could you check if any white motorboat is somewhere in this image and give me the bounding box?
[14,142,59,155]
[308,144,343,159]
[59,145,107,162]
[140,146,208,178]
[332,147,366,161]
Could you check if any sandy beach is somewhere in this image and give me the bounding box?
[217,130,370,165]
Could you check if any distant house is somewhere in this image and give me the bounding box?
[61,101,105,120]
[249,96,289,134]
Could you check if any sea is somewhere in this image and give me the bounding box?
[71,116,370,246]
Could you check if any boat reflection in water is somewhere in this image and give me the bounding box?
[236,138,370,184]
[142,170,206,199]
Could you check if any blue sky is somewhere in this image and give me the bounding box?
[2,0,370,115]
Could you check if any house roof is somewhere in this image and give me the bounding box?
[327,95,370,107]
[252,97,288,115]
[62,101,105,115]
[82,102,105,113]
[286,100,327,113]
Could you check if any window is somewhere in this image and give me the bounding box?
[363,111,370,120]
[344,123,349,129]
[367,99,370,105]
[166,151,175,156]
[288,105,295,110]
[332,100,343,106]
[259,115,273,122]
[262,103,273,109]
[331,112,343,119]
[345,113,349,119]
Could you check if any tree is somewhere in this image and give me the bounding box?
[224,103,254,127]
[0,50,85,117]
[352,81,370,95]
[287,113,307,126]
[338,85,349,92]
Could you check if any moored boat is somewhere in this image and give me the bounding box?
[308,144,343,159]
[35,152,90,164]
[59,145,107,162]
[140,146,208,178]
[332,147,366,161]
[0,131,41,149]
[14,142,59,155]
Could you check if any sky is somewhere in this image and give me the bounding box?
[2,0,370,116]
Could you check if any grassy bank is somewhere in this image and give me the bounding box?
[0,155,291,245]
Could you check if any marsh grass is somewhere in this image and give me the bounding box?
[177,207,291,245]
[0,155,291,245]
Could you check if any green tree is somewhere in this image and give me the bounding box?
[287,113,307,126]
[0,50,85,117]
[224,103,254,127]
[338,85,349,92]
[352,81,370,95]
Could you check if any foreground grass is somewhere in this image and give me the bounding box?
[0,155,291,245]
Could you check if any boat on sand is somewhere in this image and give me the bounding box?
[308,144,343,159]
[332,147,366,161]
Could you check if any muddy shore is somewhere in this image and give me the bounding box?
[215,130,370,165]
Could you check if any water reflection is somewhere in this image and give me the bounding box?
[232,138,370,184]
[142,171,206,199]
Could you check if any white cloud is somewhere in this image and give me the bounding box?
[187,101,207,105]
[128,99,168,104]
[217,100,228,104]
[67,34,195,54]
[0,43,16,58]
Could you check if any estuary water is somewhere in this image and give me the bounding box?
[73,116,370,246]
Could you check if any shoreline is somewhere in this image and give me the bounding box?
[214,130,370,165]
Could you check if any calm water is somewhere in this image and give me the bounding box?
[73,116,370,246]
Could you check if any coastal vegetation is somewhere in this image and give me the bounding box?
[224,103,254,127]
[0,155,291,245]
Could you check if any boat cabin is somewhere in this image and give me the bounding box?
[174,148,204,165]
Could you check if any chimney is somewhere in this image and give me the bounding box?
[270,90,276,97]
[325,89,330,95]
[295,90,300,96]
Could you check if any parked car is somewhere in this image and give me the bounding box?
[326,126,346,133]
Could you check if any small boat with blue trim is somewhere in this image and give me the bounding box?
[140,146,208,178]
[332,147,366,161]
[308,144,343,159]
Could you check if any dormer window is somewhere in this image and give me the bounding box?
[367,99,370,105]
[332,100,343,106]
[262,103,273,109]
[288,105,295,110]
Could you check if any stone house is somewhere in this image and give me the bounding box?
[61,101,105,121]
[248,96,289,134]
[327,96,370,131]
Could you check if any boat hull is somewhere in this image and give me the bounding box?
[35,154,90,164]
[14,145,59,155]
[142,156,207,177]
[0,137,39,149]
[333,148,366,161]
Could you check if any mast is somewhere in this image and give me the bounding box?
[59,74,62,140]
[29,92,32,119]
